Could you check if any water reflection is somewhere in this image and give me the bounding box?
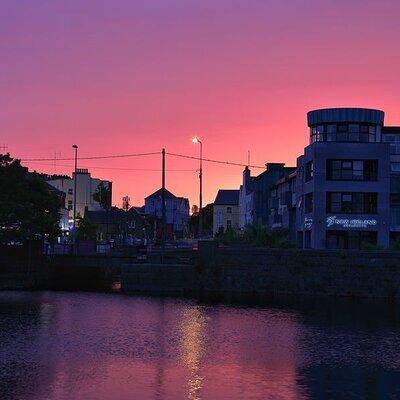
[180,307,207,399]
[0,292,400,399]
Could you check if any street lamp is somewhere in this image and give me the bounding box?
[192,137,203,237]
[72,145,78,253]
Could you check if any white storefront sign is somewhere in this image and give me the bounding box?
[304,217,313,229]
[326,216,377,229]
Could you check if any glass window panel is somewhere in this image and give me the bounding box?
[342,161,352,169]
[360,125,369,133]
[342,194,352,202]
[337,133,347,141]
[338,125,347,132]
[327,124,336,133]
[392,163,400,172]
[384,135,395,143]
[369,134,375,142]
[332,193,341,202]
[369,126,376,134]
[349,124,359,132]
[317,125,324,133]
[349,132,359,141]
[327,133,335,141]
[360,133,369,142]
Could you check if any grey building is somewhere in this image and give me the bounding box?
[382,126,400,241]
[296,108,391,249]
[239,163,295,229]
[269,170,297,240]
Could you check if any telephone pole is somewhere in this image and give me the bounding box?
[161,148,166,263]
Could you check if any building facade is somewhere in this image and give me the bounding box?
[47,169,112,223]
[239,163,295,229]
[144,188,189,239]
[382,126,400,242]
[213,189,240,235]
[269,171,297,240]
[296,108,391,249]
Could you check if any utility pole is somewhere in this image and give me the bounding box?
[72,145,78,255]
[192,137,203,238]
[161,148,166,263]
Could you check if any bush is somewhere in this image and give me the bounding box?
[215,225,295,248]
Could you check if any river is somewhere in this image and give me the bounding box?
[1,291,400,400]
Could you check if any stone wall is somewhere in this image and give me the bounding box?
[122,242,400,299]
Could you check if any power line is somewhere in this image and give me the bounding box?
[20,149,267,169]
[166,152,267,169]
[20,151,160,162]
[24,161,196,172]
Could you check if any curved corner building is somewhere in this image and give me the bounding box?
[296,107,391,249]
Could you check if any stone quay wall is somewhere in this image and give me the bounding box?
[122,242,400,300]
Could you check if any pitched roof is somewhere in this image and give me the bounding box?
[145,188,176,200]
[214,189,240,205]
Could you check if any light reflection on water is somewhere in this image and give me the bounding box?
[0,291,400,400]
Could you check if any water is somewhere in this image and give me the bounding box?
[1,292,400,400]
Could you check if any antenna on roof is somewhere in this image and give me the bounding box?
[247,150,250,167]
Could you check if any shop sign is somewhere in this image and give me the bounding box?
[304,217,313,229]
[326,216,377,229]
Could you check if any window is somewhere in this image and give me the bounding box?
[326,231,377,250]
[68,200,73,205]
[310,124,377,143]
[227,207,232,214]
[392,162,400,172]
[305,192,313,213]
[326,192,378,214]
[383,134,400,155]
[305,160,313,182]
[226,220,232,230]
[327,160,378,181]
[68,189,73,195]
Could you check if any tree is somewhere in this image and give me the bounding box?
[93,182,111,209]
[76,215,97,241]
[0,154,61,243]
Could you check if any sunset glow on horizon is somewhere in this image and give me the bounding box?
[2,0,400,207]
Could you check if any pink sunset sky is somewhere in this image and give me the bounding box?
[2,0,400,207]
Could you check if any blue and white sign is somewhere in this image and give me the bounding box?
[326,216,377,229]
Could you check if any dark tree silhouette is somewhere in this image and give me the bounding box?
[0,154,60,243]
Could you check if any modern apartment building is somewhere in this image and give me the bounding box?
[296,108,391,249]
[382,126,400,242]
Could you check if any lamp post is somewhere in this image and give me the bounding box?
[192,137,203,237]
[72,145,78,253]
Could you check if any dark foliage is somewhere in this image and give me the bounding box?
[0,154,61,243]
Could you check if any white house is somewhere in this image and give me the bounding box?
[47,169,112,223]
